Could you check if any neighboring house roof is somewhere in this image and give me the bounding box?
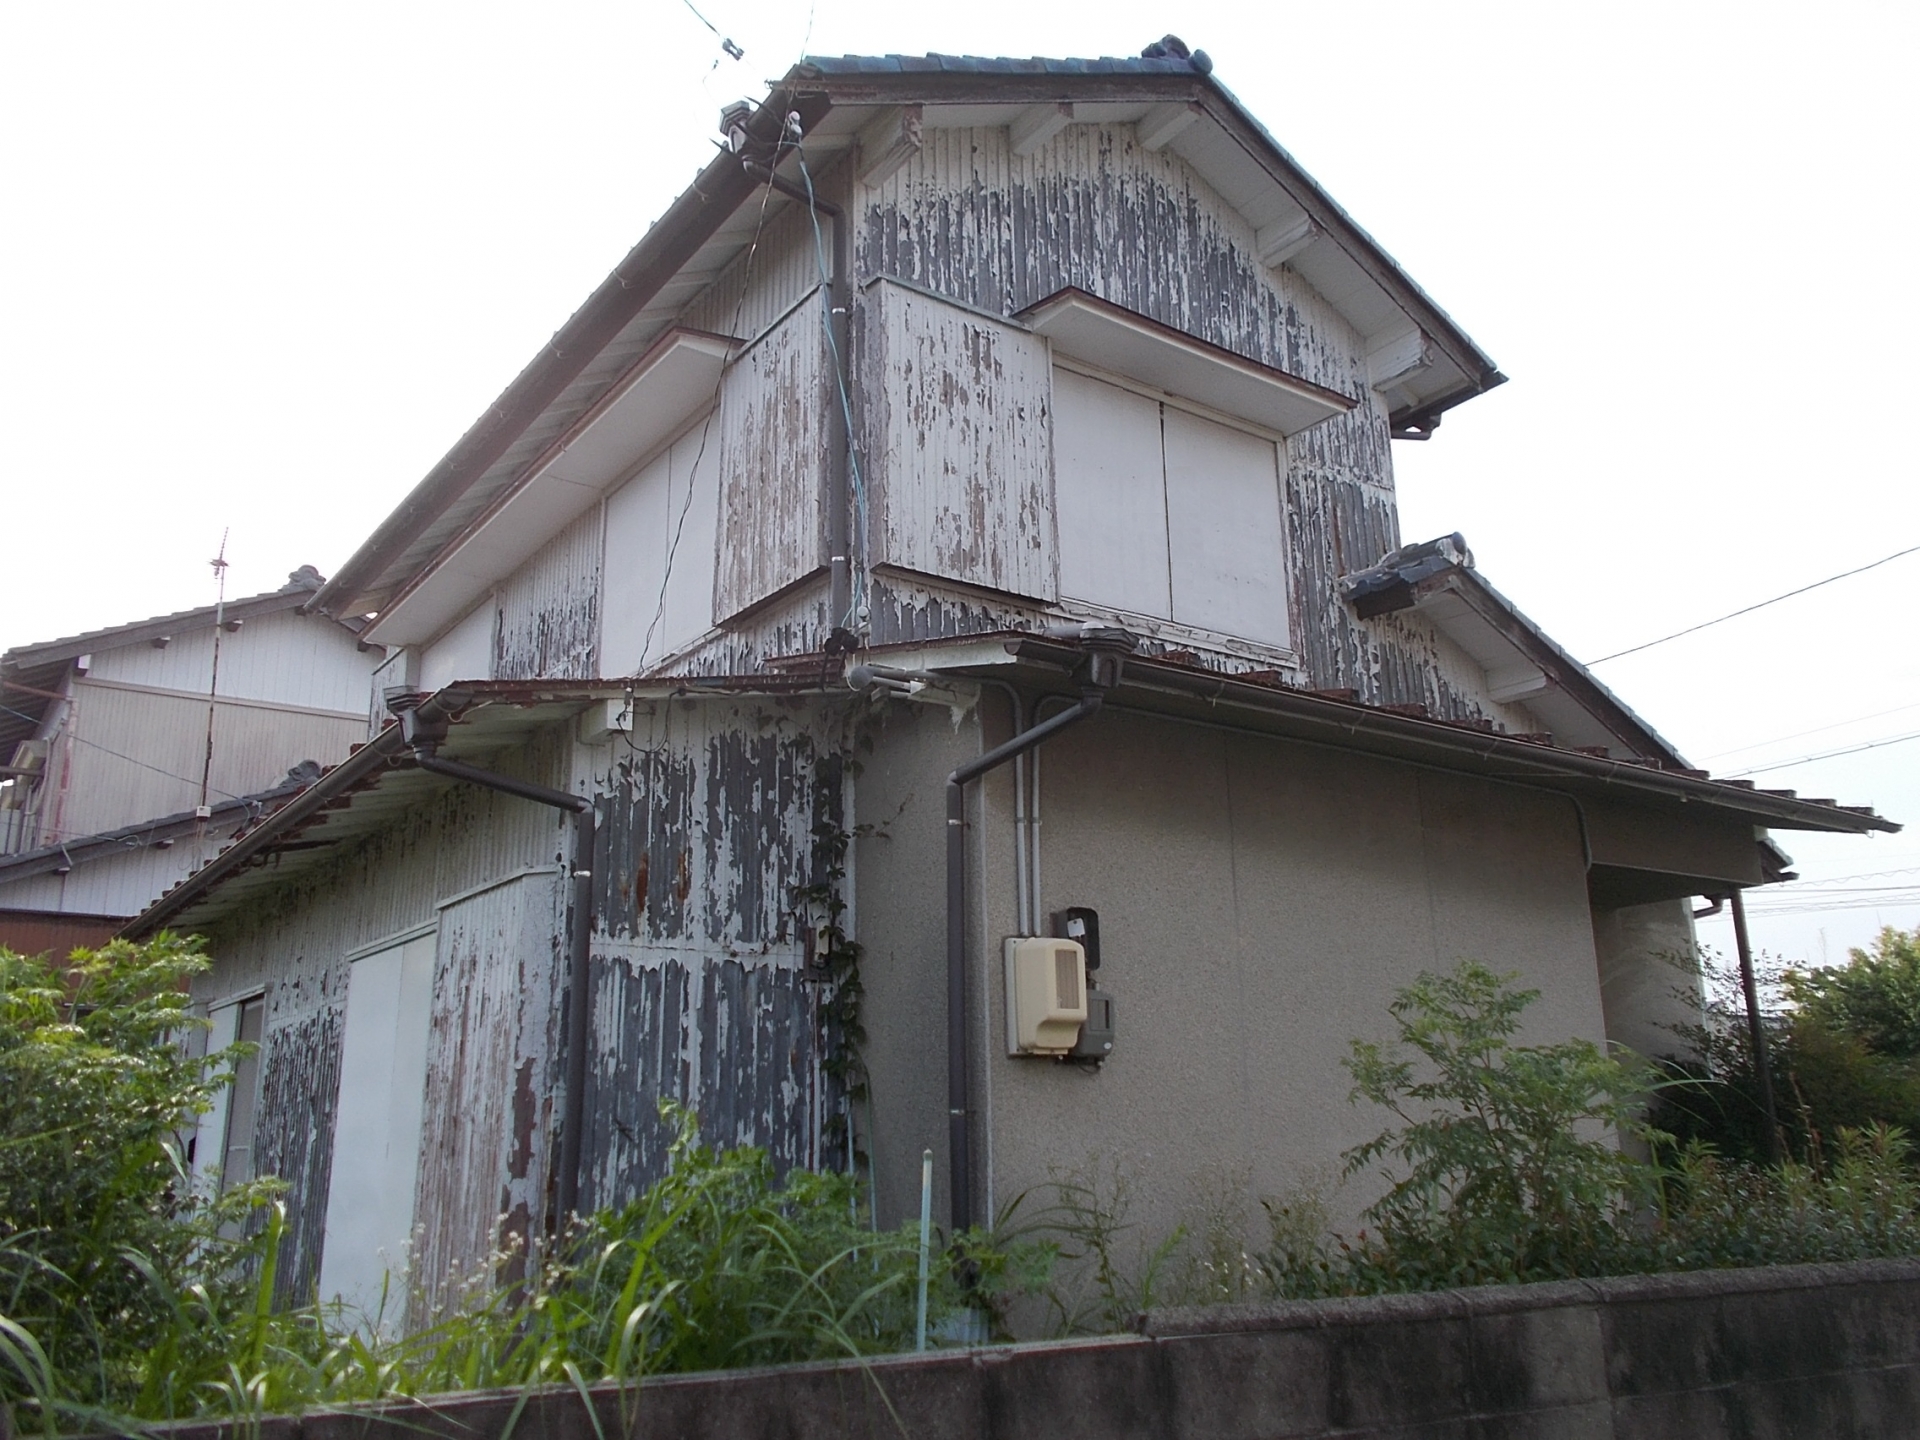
[0,763,320,889]
[312,42,1507,622]
[126,652,1897,938]
[1340,535,1692,766]
[0,566,360,756]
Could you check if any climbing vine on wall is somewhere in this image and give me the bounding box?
[793,816,868,1170]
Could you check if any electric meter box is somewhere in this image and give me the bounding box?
[1005,936,1088,1056]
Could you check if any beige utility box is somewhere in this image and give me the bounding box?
[1005,936,1088,1056]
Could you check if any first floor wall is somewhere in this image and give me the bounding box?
[854,694,1621,1248]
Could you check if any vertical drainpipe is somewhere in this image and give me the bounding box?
[943,633,1133,1233]
[1728,889,1785,1163]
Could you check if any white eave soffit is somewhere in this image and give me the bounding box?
[366,330,735,647]
[1019,289,1353,436]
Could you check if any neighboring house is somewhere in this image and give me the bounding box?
[127,43,1895,1320]
[0,567,379,948]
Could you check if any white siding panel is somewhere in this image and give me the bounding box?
[600,425,719,674]
[51,682,361,840]
[88,612,375,716]
[869,283,1056,600]
[420,603,495,693]
[1163,407,1292,648]
[495,506,601,681]
[601,451,671,676]
[319,932,436,1324]
[1053,369,1170,619]
[411,874,561,1325]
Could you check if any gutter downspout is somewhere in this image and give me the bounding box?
[387,690,599,1221]
[943,631,1132,1233]
[1728,889,1785,1164]
[740,156,855,650]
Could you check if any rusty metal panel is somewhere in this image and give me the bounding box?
[713,300,829,623]
[865,281,1056,601]
[253,1003,343,1307]
[495,506,602,682]
[410,872,563,1323]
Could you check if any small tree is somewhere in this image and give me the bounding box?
[1339,962,1660,1288]
[0,936,266,1426]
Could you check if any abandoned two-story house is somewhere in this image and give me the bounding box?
[126,43,1895,1319]
[1,567,380,954]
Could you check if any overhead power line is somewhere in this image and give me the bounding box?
[1587,542,1920,665]
[1699,699,1920,765]
[1723,728,1920,778]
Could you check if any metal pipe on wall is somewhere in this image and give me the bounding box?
[942,630,1132,1233]
[389,691,600,1222]
[1728,889,1785,1164]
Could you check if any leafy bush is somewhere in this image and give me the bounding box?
[0,937,269,1431]
[1655,926,1920,1166]
[1255,961,1920,1301]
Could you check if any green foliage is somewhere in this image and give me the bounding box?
[791,818,871,1168]
[1333,962,1659,1289]
[1788,926,1920,1060]
[0,937,272,1431]
[1654,927,1920,1166]
[1252,960,1920,1301]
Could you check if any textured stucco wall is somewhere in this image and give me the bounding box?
[856,689,1610,1239]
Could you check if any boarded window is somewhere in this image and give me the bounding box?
[318,932,436,1322]
[601,420,722,675]
[1054,368,1291,649]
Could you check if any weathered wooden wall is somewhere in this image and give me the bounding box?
[198,735,570,1301]
[578,696,852,1211]
[863,280,1056,601]
[495,507,602,682]
[714,297,829,623]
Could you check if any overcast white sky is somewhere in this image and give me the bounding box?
[2,1,1915,969]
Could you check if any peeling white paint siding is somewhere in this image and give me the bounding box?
[865,281,1057,600]
[410,873,562,1326]
[495,506,602,681]
[713,299,829,622]
[578,695,851,1210]
[196,735,571,1299]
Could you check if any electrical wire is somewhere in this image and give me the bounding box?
[0,700,248,807]
[1722,728,1920,778]
[1697,699,1920,764]
[794,141,869,632]
[631,173,780,673]
[1587,541,1920,665]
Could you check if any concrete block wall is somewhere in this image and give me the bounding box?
[144,1258,1920,1440]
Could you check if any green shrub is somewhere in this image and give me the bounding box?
[1654,926,1920,1166]
[0,937,270,1431]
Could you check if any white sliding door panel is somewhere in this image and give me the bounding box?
[1053,369,1172,620]
[1163,409,1292,648]
[599,452,671,676]
[318,933,436,1327]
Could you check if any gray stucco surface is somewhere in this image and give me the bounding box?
[860,695,1616,1238]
